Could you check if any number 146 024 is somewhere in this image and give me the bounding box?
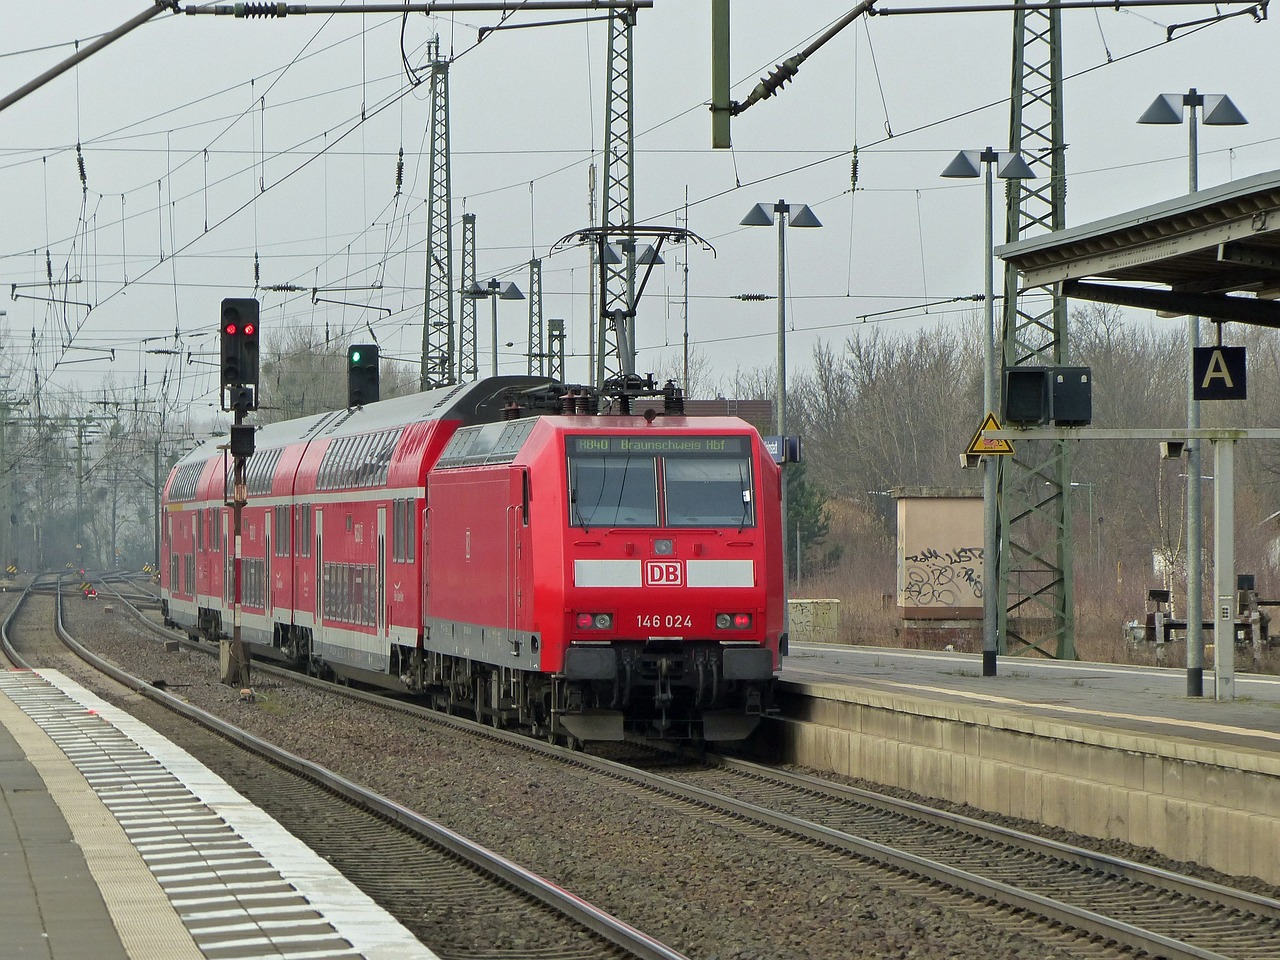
[637,613,692,629]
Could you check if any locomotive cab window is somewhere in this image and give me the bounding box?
[664,456,754,527]
[567,435,754,529]
[569,455,657,528]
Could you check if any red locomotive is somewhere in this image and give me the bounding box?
[161,376,785,742]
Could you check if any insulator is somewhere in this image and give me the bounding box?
[76,143,87,190]
[851,145,859,190]
[663,380,684,415]
[254,252,260,286]
[237,3,287,18]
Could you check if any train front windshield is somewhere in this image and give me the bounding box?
[567,435,755,529]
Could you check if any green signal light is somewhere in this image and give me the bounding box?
[350,350,361,364]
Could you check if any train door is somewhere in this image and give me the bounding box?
[314,509,324,631]
[377,506,387,640]
[508,471,528,636]
[421,504,430,622]
[222,510,231,605]
[264,518,272,617]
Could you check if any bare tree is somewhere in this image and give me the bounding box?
[256,322,418,424]
[789,325,982,509]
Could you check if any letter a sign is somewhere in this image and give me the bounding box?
[1193,346,1246,400]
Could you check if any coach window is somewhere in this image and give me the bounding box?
[295,504,312,558]
[274,506,290,557]
[392,500,403,561]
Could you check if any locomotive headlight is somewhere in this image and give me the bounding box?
[575,612,614,631]
[716,612,752,630]
[653,538,674,556]
[576,613,594,629]
[594,613,613,629]
[716,613,731,629]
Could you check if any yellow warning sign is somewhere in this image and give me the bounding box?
[966,413,1014,456]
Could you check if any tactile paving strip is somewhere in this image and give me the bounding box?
[0,669,436,960]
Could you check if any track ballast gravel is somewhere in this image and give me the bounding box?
[56,596,1280,960]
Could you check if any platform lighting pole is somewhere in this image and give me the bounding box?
[740,200,822,595]
[1139,89,1247,697]
[466,279,524,377]
[942,149,1035,677]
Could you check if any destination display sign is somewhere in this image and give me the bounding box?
[568,435,750,456]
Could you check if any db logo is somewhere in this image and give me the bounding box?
[645,560,683,586]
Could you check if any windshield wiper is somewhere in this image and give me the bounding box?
[571,488,591,533]
[738,463,751,534]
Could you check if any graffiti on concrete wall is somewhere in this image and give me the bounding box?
[902,545,983,607]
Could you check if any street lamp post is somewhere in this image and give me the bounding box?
[465,278,525,377]
[941,149,1035,677]
[1139,89,1246,698]
[740,200,822,591]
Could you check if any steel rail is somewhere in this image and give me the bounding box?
[707,754,1280,923]
[560,755,1241,960]
[48,576,689,960]
[94,574,1274,959]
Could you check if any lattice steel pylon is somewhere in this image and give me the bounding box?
[527,258,543,375]
[547,318,565,381]
[595,6,637,388]
[420,39,455,391]
[458,213,478,381]
[998,8,1075,659]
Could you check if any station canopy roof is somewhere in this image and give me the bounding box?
[997,169,1280,327]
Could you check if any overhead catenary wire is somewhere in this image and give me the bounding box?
[0,4,1259,408]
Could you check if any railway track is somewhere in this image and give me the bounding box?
[2,575,688,960]
[637,757,1280,960]
[90,573,1280,959]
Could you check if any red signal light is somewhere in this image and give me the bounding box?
[243,322,256,336]
[224,322,238,336]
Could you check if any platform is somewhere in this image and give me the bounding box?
[0,668,437,960]
[772,645,1280,886]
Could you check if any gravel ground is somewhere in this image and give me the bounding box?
[51,594,1280,960]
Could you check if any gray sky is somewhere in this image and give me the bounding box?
[0,2,1275,418]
